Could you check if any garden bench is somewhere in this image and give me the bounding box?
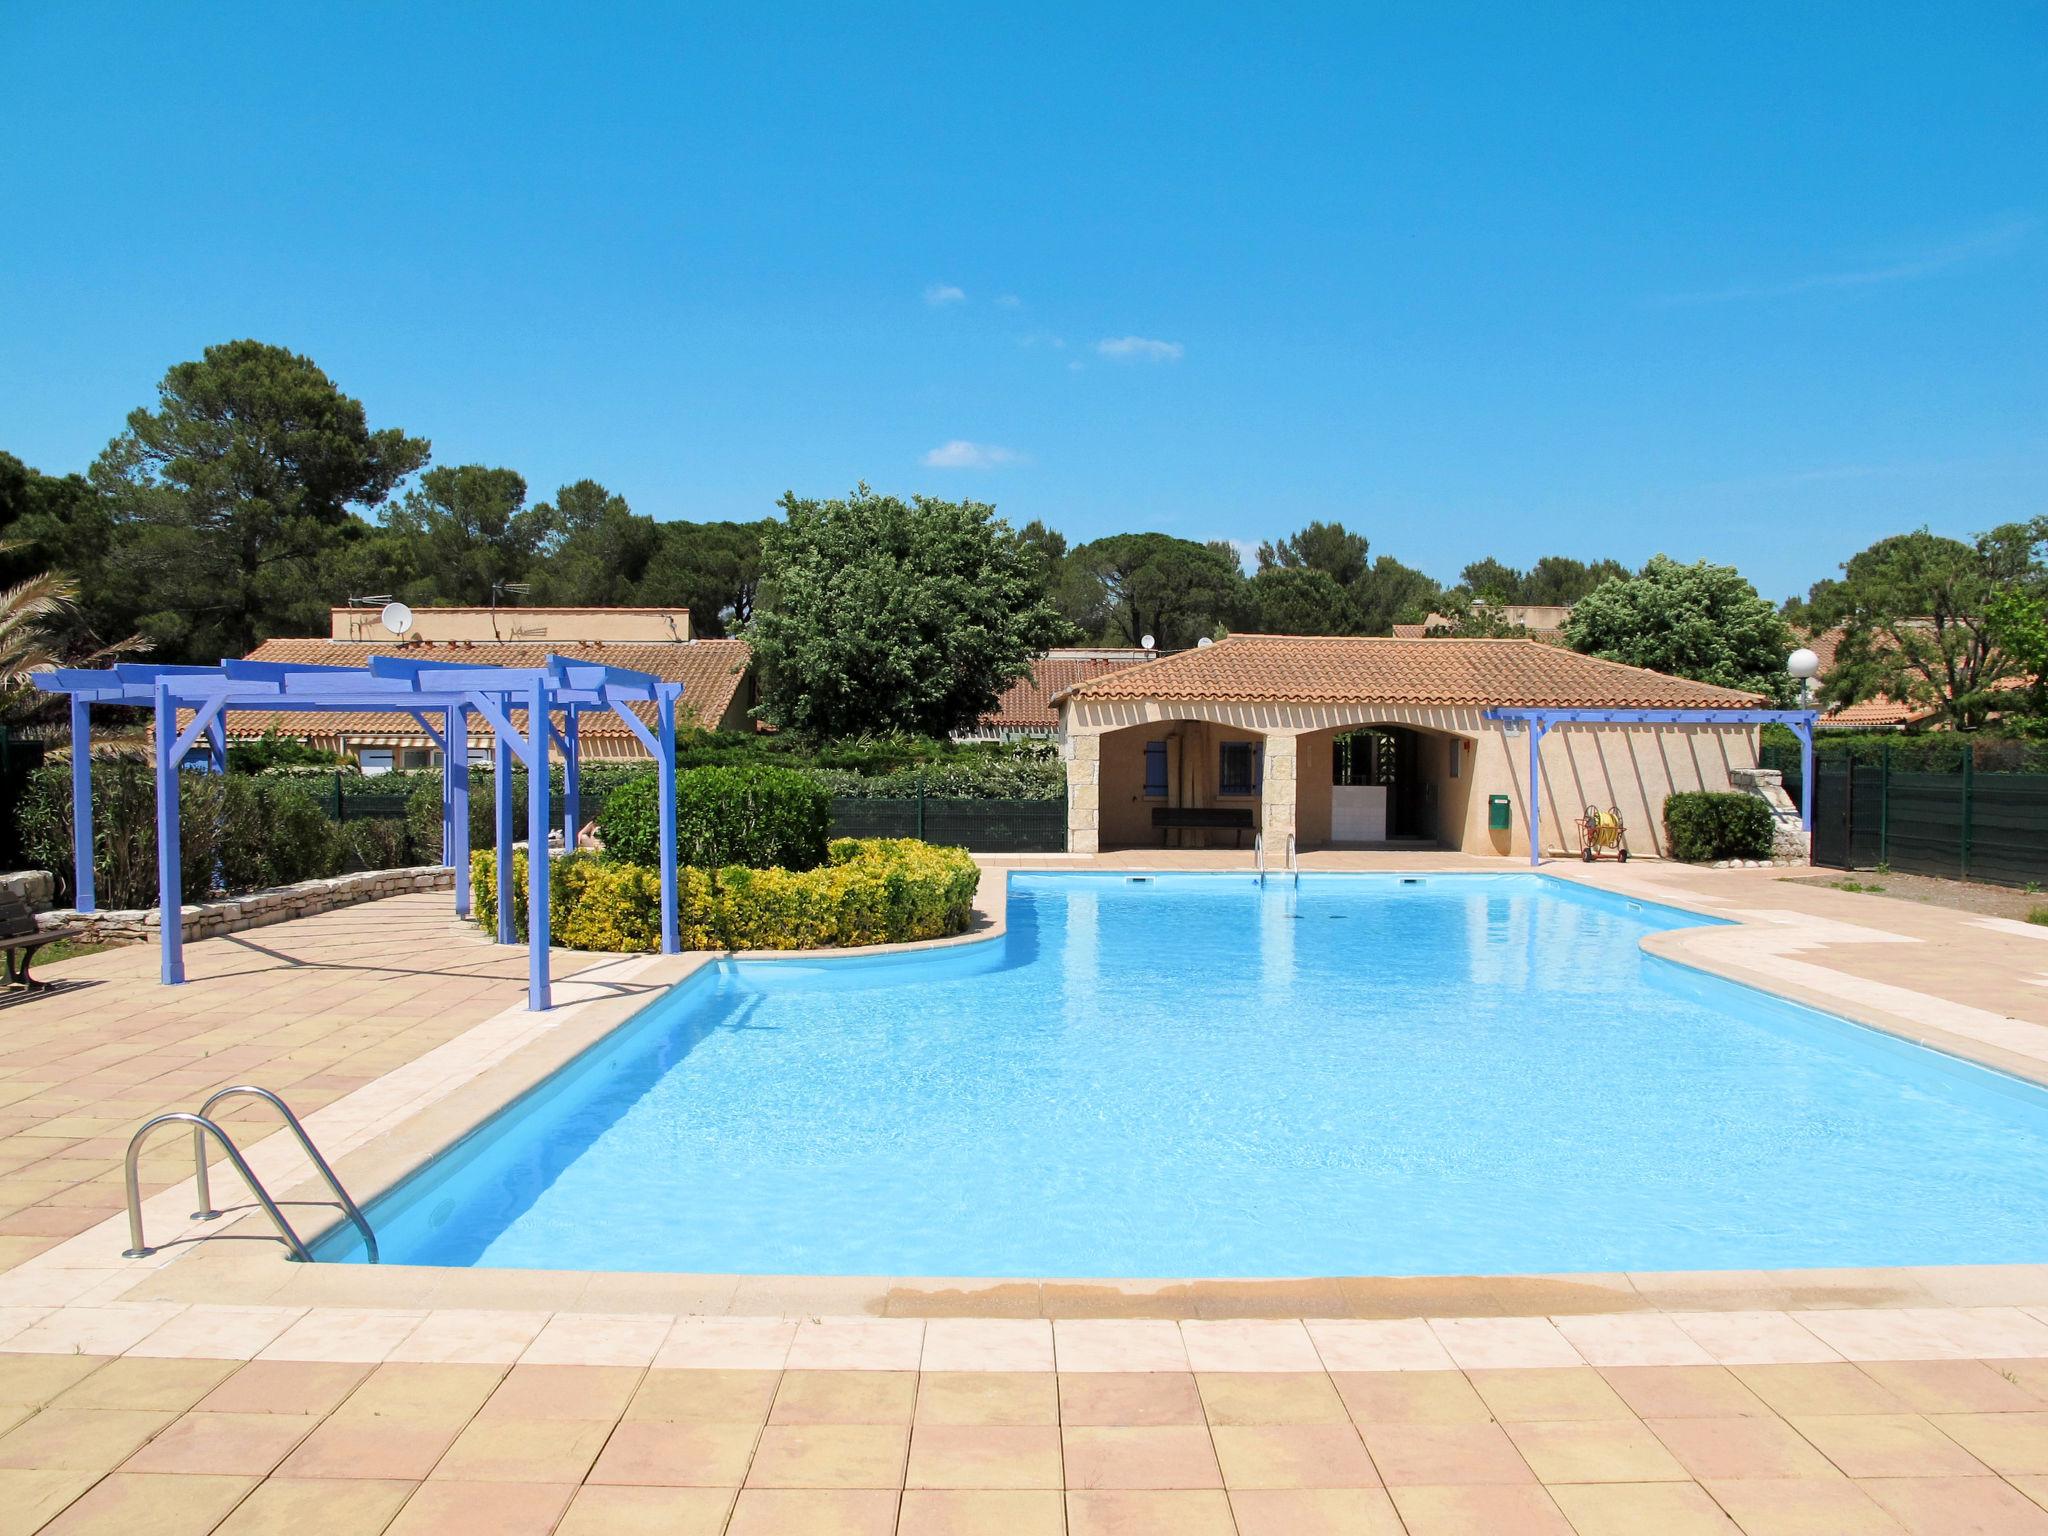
[1151,806,1257,847]
[0,892,80,991]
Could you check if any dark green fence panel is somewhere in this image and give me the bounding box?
[1805,747,2048,889]
[827,797,1066,853]
[1970,776,2048,888]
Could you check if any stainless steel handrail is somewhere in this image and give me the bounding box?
[193,1086,378,1263]
[123,1113,312,1261]
[1286,832,1299,887]
[1254,831,1266,885]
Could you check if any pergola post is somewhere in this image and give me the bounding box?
[657,685,679,954]
[68,695,95,913]
[494,723,516,945]
[450,706,471,917]
[527,677,552,1011]
[205,713,227,773]
[1794,718,1816,835]
[153,681,185,984]
[1526,716,1550,868]
[562,703,581,852]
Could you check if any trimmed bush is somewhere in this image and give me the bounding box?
[471,837,978,952]
[598,764,832,872]
[1664,791,1775,863]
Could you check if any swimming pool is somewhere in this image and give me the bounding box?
[317,873,2048,1276]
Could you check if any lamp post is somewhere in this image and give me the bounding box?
[1787,647,1820,706]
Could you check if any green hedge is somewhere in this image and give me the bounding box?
[472,837,979,952]
[1664,791,1775,863]
[598,764,832,871]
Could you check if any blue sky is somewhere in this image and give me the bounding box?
[4,3,2043,601]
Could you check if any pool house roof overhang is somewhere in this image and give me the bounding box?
[34,655,686,1008]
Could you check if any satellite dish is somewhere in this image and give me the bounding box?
[1197,636,1214,648]
[1141,633,1156,650]
[381,601,414,636]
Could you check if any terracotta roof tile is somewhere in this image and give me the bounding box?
[1054,633,1766,710]
[980,651,1157,729]
[221,638,751,739]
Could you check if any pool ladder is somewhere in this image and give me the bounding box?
[121,1086,377,1264]
[1255,833,1300,888]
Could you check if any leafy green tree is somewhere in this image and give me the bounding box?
[0,450,127,657]
[1458,557,1523,603]
[749,486,1070,737]
[88,340,429,659]
[1782,576,1849,631]
[1827,523,2044,729]
[1421,591,1535,638]
[1016,519,1069,603]
[1257,521,1370,588]
[382,464,548,608]
[1247,566,1357,634]
[1521,555,1629,606]
[1351,556,1443,634]
[1566,555,1796,702]
[640,519,773,637]
[528,480,662,607]
[1058,532,1244,647]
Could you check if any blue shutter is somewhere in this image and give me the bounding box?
[1143,741,1168,797]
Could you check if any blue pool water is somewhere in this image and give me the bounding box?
[318,873,2048,1276]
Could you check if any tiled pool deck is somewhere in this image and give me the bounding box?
[2,858,2048,1531]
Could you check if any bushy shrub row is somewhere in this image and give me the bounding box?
[599,765,832,871]
[472,837,979,952]
[18,760,423,907]
[1663,791,1775,863]
[812,754,1066,801]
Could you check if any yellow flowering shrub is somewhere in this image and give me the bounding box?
[470,837,978,953]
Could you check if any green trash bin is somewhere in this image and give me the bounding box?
[1488,794,1511,831]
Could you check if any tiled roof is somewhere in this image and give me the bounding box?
[1053,633,1766,710]
[980,651,1157,729]
[222,638,752,738]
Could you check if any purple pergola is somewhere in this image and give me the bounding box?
[33,655,684,1010]
[1483,706,1820,867]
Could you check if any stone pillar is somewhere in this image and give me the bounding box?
[1066,730,1101,855]
[1261,733,1297,850]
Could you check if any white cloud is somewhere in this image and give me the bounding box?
[922,440,1024,469]
[1095,335,1184,362]
[925,283,967,306]
[994,293,1023,308]
[1652,215,2038,306]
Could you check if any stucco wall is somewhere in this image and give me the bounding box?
[1097,720,1269,849]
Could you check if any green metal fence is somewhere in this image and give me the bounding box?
[830,795,1067,853]
[1765,742,2048,888]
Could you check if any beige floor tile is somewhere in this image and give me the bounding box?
[431,1414,612,1483]
[1925,1411,2048,1474]
[587,1419,759,1485]
[1550,1479,1740,1533]
[127,1306,306,1361]
[1669,1312,1843,1366]
[194,1359,371,1416]
[1916,1307,2048,1358]
[1210,1423,1378,1489]
[1790,1413,1987,1479]
[385,1479,573,1536]
[1733,1363,1909,1417]
[1387,1482,1573,1535]
[1179,1320,1321,1373]
[1357,1421,1534,1486]
[479,1363,642,1421]
[0,1354,107,1408]
[212,1476,416,1536]
[919,1319,1054,1373]
[50,1355,239,1413]
[554,1484,735,1536]
[121,1410,320,1476]
[328,1361,505,1424]
[35,1471,256,1536]
[517,1310,668,1367]
[1307,1319,1457,1373]
[1792,1311,1972,1363]
[1467,1366,1630,1422]
[728,1487,898,1536]
[785,1319,925,1372]
[1065,1488,1235,1536]
[1195,1370,1347,1425]
[0,1469,100,1536]
[1506,1415,1691,1483]
[906,1424,1062,1489]
[1061,1425,1222,1489]
[1331,1370,1492,1425]
[1856,1474,2048,1533]
[897,1488,1065,1536]
[747,1423,911,1488]
[1057,1372,1204,1426]
[1647,1416,1841,1481]
[1054,1321,1189,1373]
[257,1308,427,1364]
[773,1370,918,1425]
[274,1415,464,1482]
[915,1371,1058,1426]
[0,1407,174,1473]
[1554,1313,1717,1367]
[1858,1359,2047,1414]
[627,1367,780,1424]
[1427,1317,1583,1371]
[1228,1487,1405,1536]
[2,1304,185,1357]
[386,1308,550,1364]
[1602,1364,1773,1419]
[1701,1476,1906,1535]
[653,1317,796,1370]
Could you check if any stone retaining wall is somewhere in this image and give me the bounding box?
[36,865,455,946]
[0,871,55,912]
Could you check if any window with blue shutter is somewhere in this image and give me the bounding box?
[1143,741,1168,798]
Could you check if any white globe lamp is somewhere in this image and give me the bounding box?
[1787,647,1820,704]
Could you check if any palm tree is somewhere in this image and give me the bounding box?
[0,540,144,723]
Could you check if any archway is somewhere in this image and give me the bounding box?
[1296,720,1471,850]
